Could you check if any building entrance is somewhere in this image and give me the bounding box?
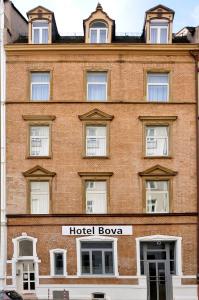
[140,241,175,300]
[16,261,35,292]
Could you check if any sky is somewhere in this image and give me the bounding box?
[11,0,199,35]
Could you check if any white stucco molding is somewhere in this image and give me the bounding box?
[76,235,119,277]
[136,235,182,276]
[12,234,38,260]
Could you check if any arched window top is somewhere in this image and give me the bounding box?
[90,21,107,28]
[19,239,33,257]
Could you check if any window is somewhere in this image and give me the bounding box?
[30,126,50,156]
[32,20,49,44]
[86,126,107,156]
[146,126,168,156]
[150,19,168,44]
[146,180,169,213]
[86,181,107,214]
[81,241,114,275]
[50,249,67,276]
[147,73,169,102]
[19,240,33,257]
[90,21,108,43]
[87,72,107,101]
[30,181,49,214]
[31,72,50,101]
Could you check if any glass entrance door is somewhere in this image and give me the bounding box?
[22,261,35,291]
[147,261,167,300]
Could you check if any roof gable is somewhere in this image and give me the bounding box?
[23,165,56,177]
[27,5,53,16]
[139,165,177,177]
[78,109,114,121]
[146,4,175,14]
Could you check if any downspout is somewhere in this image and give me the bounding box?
[0,0,7,289]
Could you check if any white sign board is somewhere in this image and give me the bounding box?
[62,225,133,236]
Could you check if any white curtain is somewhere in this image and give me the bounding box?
[31,73,50,101]
[30,126,49,156]
[87,72,107,101]
[31,181,49,214]
[160,28,168,43]
[148,73,168,102]
[146,181,168,213]
[150,28,158,43]
[86,126,106,156]
[90,29,97,43]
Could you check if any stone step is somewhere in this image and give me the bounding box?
[22,294,38,300]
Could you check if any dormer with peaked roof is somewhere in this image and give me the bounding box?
[83,3,115,44]
[143,4,175,44]
[27,5,58,44]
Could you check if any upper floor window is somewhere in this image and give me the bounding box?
[87,72,107,101]
[150,19,168,44]
[147,73,169,102]
[146,180,169,213]
[86,125,107,157]
[32,20,49,44]
[86,181,107,214]
[30,181,49,214]
[30,126,50,157]
[90,21,108,43]
[146,126,168,157]
[31,72,50,101]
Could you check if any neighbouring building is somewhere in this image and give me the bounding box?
[0,0,27,291]
[2,3,199,300]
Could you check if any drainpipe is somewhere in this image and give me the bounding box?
[0,0,7,289]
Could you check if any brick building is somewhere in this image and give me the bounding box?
[2,3,199,300]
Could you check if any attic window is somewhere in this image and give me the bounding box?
[90,21,108,43]
[32,20,49,44]
[150,19,168,44]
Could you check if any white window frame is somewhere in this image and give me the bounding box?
[146,125,169,157]
[29,125,50,157]
[76,236,119,277]
[12,235,38,260]
[87,72,107,101]
[146,180,169,213]
[30,180,50,214]
[49,249,67,277]
[86,125,107,157]
[90,27,108,43]
[32,20,49,44]
[30,72,50,101]
[86,180,107,214]
[147,73,169,102]
[150,19,169,44]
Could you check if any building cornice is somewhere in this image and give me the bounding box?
[5,43,199,56]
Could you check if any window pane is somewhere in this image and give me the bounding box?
[99,29,107,43]
[146,126,168,156]
[87,73,107,101]
[31,181,49,214]
[33,21,48,27]
[160,28,168,43]
[81,241,113,249]
[90,29,97,43]
[30,126,49,156]
[148,85,168,102]
[148,74,168,84]
[105,251,113,274]
[81,251,90,274]
[33,29,40,44]
[86,126,106,156]
[92,251,103,274]
[19,240,33,256]
[151,28,158,43]
[146,181,169,213]
[90,22,107,28]
[31,73,50,101]
[54,253,64,275]
[31,73,50,82]
[86,181,107,214]
[42,28,49,43]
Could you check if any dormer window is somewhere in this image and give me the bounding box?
[90,21,108,43]
[150,19,168,44]
[32,20,49,44]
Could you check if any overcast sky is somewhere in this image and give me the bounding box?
[12,0,199,35]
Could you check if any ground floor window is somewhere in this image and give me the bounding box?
[81,241,114,275]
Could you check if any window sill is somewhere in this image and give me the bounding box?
[29,99,50,102]
[144,156,172,159]
[50,274,68,278]
[79,274,116,278]
[83,155,110,159]
[27,156,52,159]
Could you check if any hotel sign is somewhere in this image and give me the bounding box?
[62,225,133,236]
